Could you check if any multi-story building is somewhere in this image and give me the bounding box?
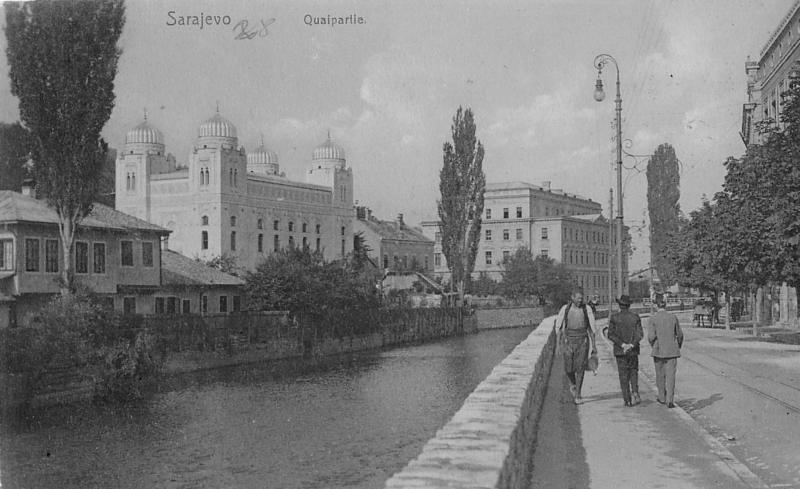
[743,1,800,326]
[353,207,434,272]
[742,1,800,146]
[115,113,354,271]
[421,181,628,304]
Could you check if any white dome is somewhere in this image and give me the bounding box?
[313,134,345,161]
[198,113,237,139]
[247,143,278,166]
[126,119,164,145]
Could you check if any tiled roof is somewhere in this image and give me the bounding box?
[0,191,169,234]
[357,218,432,243]
[161,250,245,287]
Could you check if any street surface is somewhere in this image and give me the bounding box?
[530,313,800,488]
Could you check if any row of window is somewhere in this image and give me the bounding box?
[577,274,609,292]
[125,173,137,192]
[203,215,323,234]
[485,207,523,220]
[382,254,430,270]
[123,294,242,315]
[484,249,548,266]
[17,238,153,273]
[564,249,607,267]
[484,228,526,241]
[565,227,606,244]
[202,228,344,253]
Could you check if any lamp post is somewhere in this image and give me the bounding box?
[594,53,625,302]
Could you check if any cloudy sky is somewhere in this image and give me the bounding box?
[0,0,792,271]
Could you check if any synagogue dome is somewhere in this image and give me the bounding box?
[313,133,346,161]
[198,113,237,139]
[126,119,164,145]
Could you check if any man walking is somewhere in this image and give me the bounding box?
[607,295,643,407]
[648,296,684,408]
[555,287,597,405]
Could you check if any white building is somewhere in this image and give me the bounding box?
[421,181,628,304]
[115,113,354,270]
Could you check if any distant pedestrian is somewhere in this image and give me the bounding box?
[555,286,597,405]
[648,296,684,408]
[607,295,643,407]
[587,293,600,315]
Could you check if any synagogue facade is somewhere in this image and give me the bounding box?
[115,112,354,271]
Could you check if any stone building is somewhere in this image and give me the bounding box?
[421,181,628,304]
[353,207,434,272]
[115,112,354,271]
[742,1,800,326]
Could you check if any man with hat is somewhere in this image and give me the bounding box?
[648,295,684,408]
[607,295,644,406]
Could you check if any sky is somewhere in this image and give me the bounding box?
[0,0,792,272]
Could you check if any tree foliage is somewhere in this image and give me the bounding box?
[0,122,34,191]
[646,143,681,287]
[500,248,574,305]
[437,107,486,302]
[197,253,241,277]
[5,0,126,292]
[244,247,381,315]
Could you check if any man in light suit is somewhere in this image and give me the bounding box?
[555,287,597,405]
[647,296,684,408]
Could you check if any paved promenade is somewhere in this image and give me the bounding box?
[530,315,787,489]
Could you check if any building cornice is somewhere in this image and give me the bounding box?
[761,0,800,58]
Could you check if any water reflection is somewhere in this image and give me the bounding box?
[1,327,534,488]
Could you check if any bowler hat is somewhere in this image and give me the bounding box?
[616,295,632,306]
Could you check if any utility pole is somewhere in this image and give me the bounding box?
[608,188,614,312]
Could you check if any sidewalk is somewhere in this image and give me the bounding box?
[572,318,765,488]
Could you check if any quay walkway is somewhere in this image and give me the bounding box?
[386,315,774,489]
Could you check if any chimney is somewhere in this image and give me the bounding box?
[367,208,372,221]
[161,235,170,251]
[396,213,404,227]
[21,178,36,199]
[541,181,551,190]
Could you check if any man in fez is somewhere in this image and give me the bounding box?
[607,295,644,406]
[555,287,597,404]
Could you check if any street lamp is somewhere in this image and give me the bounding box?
[594,53,625,302]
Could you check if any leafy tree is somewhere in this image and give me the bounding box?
[499,248,538,300]
[5,0,126,293]
[0,122,34,191]
[500,248,574,305]
[437,107,486,304]
[197,253,241,277]
[245,247,380,315]
[628,279,650,300]
[647,143,681,287]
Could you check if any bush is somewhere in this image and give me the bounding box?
[94,330,166,402]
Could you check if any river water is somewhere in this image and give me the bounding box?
[1,326,535,488]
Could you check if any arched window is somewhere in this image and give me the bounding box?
[230,216,236,227]
[126,174,130,191]
[258,234,264,252]
[201,215,209,226]
[131,174,136,190]
[234,169,238,187]
[229,169,233,187]
[201,231,208,250]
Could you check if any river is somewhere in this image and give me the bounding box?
[1,326,535,488]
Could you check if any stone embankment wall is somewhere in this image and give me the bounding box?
[28,310,478,407]
[385,316,557,489]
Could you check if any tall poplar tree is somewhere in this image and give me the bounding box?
[646,143,681,289]
[437,107,486,303]
[5,0,126,293]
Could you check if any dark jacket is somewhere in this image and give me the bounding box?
[648,309,683,358]
[607,309,643,357]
